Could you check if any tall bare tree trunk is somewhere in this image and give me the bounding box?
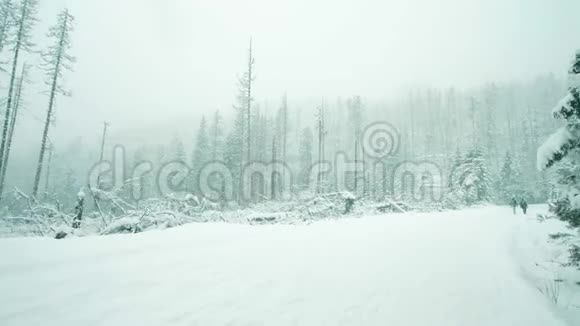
[354,138,359,192]
[271,136,277,200]
[32,12,69,198]
[282,94,288,164]
[246,39,253,163]
[32,66,59,197]
[0,64,27,193]
[316,105,325,194]
[43,141,53,199]
[96,121,109,188]
[0,1,28,200]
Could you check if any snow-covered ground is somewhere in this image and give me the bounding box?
[0,205,578,326]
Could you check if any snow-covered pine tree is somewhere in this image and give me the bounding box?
[497,151,524,203]
[467,96,480,147]
[298,127,313,189]
[155,144,167,165]
[483,84,499,174]
[236,39,255,163]
[252,105,268,162]
[445,148,466,208]
[209,110,224,161]
[72,189,85,229]
[170,135,186,163]
[448,147,492,206]
[538,50,580,231]
[226,41,256,203]
[191,116,210,194]
[224,106,244,202]
[463,147,493,205]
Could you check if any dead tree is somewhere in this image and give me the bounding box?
[245,39,254,162]
[0,0,37,200]
[0,0,13,52]
[0,63,29,194]
[271,136,277,200]
[281,93,288,164]
[96,121,109,188]
[234,39,255,204]
[43,141,53,199]
[316,105,326,193]
[32,9,75,198]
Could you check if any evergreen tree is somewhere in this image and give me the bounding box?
[449,147,492,206]
[155,144,167,164]
[224,107,244,201]
[170,135,186,162]
[483,84,499,173]
[235,39,255,163]
[538,50,580,232]
[191,116,210,194]
[209,110,224,161]
[299,127,313,188]
[445,148,466,208]
[497,151,524,202]
[468,96,480,147]
[462,147,493,204]
[252,106,268,162]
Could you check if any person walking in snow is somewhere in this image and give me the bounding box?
[510,197,518,215]
[519,198,528,215]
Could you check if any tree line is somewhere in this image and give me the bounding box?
[55,47,564,210]
[0,33,570,216]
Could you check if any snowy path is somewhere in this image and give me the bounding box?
[0,206,569,326]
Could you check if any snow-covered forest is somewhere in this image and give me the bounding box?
[1,44,569,229]
[33,72,567,204]
[0,0,580,325]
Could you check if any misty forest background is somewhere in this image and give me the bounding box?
[0,0,569,217]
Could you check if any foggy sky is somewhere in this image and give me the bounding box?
[13,0,580,150]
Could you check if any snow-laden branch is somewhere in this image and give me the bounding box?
[537,127,575,171]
